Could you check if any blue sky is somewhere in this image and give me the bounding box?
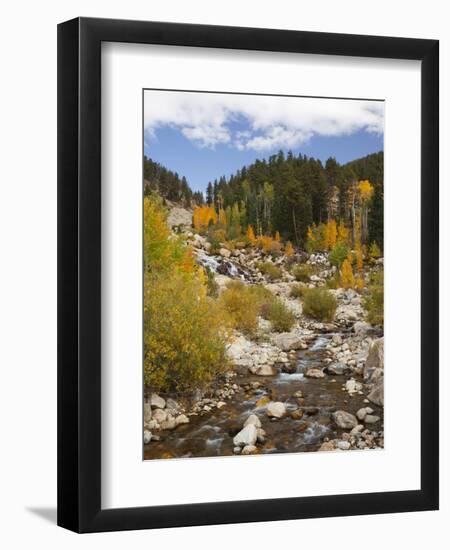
[144,91,384,194]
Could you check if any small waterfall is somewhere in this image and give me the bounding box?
[195,251,253,281]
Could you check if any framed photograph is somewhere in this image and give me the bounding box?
[57,17,439,532]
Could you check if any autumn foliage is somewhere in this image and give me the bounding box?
[144,197,230,392]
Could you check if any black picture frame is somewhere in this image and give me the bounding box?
[57,17,439,533]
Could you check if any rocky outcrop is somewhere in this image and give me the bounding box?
[167,206,193,228]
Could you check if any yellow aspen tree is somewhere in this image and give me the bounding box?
[356,276,364,291]
[285,241,294,257]
[306,225,315,252]
[327,219,337,249]
[341,258,355,289]
[246,225,257,246]
[274,230,281,242]
[356,246,364,271]
[261,235,273,252]
[337,221,349,244]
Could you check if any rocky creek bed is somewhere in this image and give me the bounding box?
[144,333,384,459]
[144,233,384,459]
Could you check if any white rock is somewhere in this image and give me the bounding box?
[175,414,190,426]
[266,401,287,418]
[219,248,231,258]
[153,408,168,424]
[364,414,381,424]
[356,407,374,421]
[336,440,351,450]
[273,333,304,351]
[233,424,258,447]
[143,430,152,444]
[345,379,363,393]
[350,424,364,435]
[160,416,176,430]
[305,368,325,379]
[150,393,166,409]
[250,365,278,376]
[333,410,358,429]
[244,414,262,429]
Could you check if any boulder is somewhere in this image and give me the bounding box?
[166,398,180,412]
[367,378,384,407]
[152,409,168,424]
[324,362,349,376]
[233,424,258,447]
[364,338,384,381]
[266,401,287,418]
[175,414,190,426]
[150,393,166,409]
[250,364,278,376]
[305,368,325,379]
[273,332,304,351]
[219,247,231,258]
[160,416,177,430]
[143,430,152,444]
[356,407,374,421]
[333,410,358,429]
[364,414,381,424]
[244,414,262,429]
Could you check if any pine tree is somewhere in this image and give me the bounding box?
[206,182,213,205]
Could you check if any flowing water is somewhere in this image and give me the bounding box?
[144,334,383,460]
[195,251,255,281]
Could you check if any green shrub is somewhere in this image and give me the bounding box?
[144,272,230,392]
[204,267,219,297]
[290,284,308,299]
[302,288,337,322]
[291,264,313,282]
[256,261,283,281]
[329,243,349,267]
[218,282,260,336]
[248,285,277,308]
[325,273,340,289]
[363,270,384,326]
[261,299,295,332]
[206,231,222,254]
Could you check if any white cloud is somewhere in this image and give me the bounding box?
[144,91,384,151]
